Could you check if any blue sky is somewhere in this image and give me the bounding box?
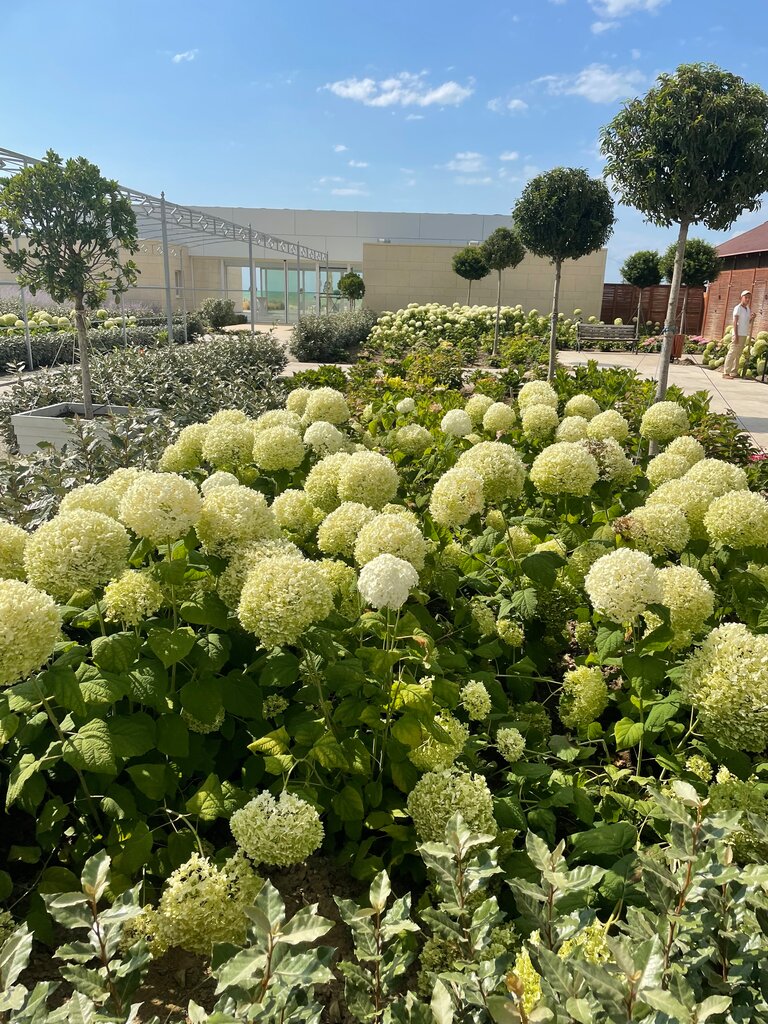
[3,0,768,278]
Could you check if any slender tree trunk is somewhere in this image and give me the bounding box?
[636,290,643,342]
[74,295,94,419]
[548,260,562,381]
[655,221,689,404]
[680,286,689,336]
[492,269,502,358]
[467,279,471,305]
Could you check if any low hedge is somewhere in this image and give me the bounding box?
[292,309,378,362]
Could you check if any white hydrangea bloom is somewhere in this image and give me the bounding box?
[517,380,559,410]
[584,548,662,623]
[429,467,485,527]
[230,791,324,865]
[357,553,419,610]
[441,408,473,437]
[530,442,599,496]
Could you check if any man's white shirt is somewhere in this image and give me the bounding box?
[733,303,752,337]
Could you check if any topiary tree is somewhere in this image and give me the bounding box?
[513,167,615,380]
[660,237,721,334]
[0,150,138,419]
[480,227,525,358]
[338,271,365,310]
[452,245,490,305]
[620,250,661,340]
[601,63,768,401]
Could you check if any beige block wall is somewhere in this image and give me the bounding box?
[362,243,607,318]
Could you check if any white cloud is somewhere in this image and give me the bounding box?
[333,144,348,152]
[507,99,528,112]
[349,160,369,167]
[444,151,486,173]
[455,176,494,186]
[591,19,619,32]
[405,113,425,120]
[332,187,369,196]
[499,150,519,161]
[590,0,667,16]
[172,49,198,63]
[323,71,473,108]
[489,97,528,114]
[631,48,642,59]
[537,64,646,103]
[318,176,346,184]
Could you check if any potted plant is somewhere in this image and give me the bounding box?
[0,149,139,452]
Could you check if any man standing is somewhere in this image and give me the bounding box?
[723,290,756,379]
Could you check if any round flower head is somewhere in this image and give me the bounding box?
[568,540,612,583]
[208,409,249,427]
[0,579,60,686]
[396,397,416,414]
[457,442,526,503]
[303,420,345,455]
[409,712,469,771]
[354,513,428,571]
[482,402,517,434]
[621,503,690,556]
[271,489,322,537]
[704,490,768,548]
[640,401,690,443]
[104,570,164,626]
[237,555,333,647]
[486,509,506,532]
[202,422,254,468]
[197,485,279,556]
[318,502,378,557]
[464,393,495,425]
[262,694,290,719]
[680,623,768,751]
[99,467,152,503]
[158,440,200,474]
[251,425,304,473]
[318,559,359,616]
[685,458,748,497]
[505,525,536,557]
[581,438,635,485]
[584,548,662,623]
[230,791,324,866]
[657,565,714,634]
[665,434,705,468]
[25,510,130,600]
[119,472,202,545]
[646,478,715,539]
[521,404,559,444]
[337,451,399,509]
[0,520,28,581]
[534,538,567,557]
[357,553,418,610]
[407,768,496,842]
[555,415,589,442]
[559,666,608,731]
[381,503,419,523]
[587,410,630,443]
[460,680,492,721]
[396,424,433,456]
[59,482,120,520]
[441,409,473,437]
[304,452,352,511]
[201,471,240,495]
[286,387,311,416]
[166,423,209,469]
[253,409,303,433]
[496,726,525,762]
[497,619,525,647]
[218,539,303,608]
[517,380,558,411]
[564,394,600,420]
[646,451,690,488]
[686,754,713,782]
[429,467,485,527]
[181,706,225,735]
[304,387,350,425]
[530,442,599,496]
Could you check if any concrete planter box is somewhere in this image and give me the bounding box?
[11,403,137,455]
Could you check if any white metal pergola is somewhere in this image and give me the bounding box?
[0,146,330,366]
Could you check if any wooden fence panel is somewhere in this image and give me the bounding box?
[600,284,704,334]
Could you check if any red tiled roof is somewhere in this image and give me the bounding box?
[717,221,768,257]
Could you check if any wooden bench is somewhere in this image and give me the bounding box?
[576,323,637,352]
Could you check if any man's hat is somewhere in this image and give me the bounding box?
[741,290,752,296]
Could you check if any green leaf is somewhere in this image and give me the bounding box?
[222,673,262,718]
[308,732,349,770]
[90,632,140,674]
[106,713,156,759]
[333,785,365,822]
[521,551,564,588]
[49,666,86,717]
[37,867,80,895]
[62,720,116,775]
[108,820,153,875]
[645,698,681,734]
[260,652,300,688]
[179,593,231,630]
[596,623,624,660]
[156,715,189,757]
[494,796,528,832]
[0,926,33,990]
[391,714,423,748]
[126,660,168,711]
[186,773,228,820]
[179,676,223,725]
[7,753,43,808]
[278,905,334,945]
[510,587,538,619]
[75,665,125,707]
[147,627,197,668]
[614,717,645,749]
[570,822,637,862]
[191,633,231,673]
[0,871,12,901]
[125,763,174,801]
